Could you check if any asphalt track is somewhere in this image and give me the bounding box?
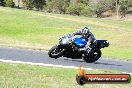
[0,47,132,73]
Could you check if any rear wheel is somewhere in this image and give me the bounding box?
[83,49,101,63]
[48,45,64,58]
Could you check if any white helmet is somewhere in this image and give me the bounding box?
[82,27,90,34]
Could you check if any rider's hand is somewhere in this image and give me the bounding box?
[71,35,76,42]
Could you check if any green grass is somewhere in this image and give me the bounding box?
[0,62,131,88]
[0,7,132,60]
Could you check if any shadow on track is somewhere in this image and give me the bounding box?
[94,62,122,66]
[63,58,122,66]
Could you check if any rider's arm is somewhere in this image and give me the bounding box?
[73,30,82,35]
[89,31,96,41]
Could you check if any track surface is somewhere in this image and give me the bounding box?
[0,47,132,73]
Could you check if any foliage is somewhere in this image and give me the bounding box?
[109,0,132,17]
[128,0,132,7]
[46,1,53,13]
[33,0,46,11]
[22,0,33,10]
[0,0,5,6]
[80,5,93,17]
[67,3,81,16]
[4,0,14,7]
[1,0,132,18]
[77,0,89,5]
[67,3,92,16]
[46,0,70,14]
[119,0,132,17]
[63,0,70,14]
[90,0,114,17]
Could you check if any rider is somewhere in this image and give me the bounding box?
[73,27,97,53]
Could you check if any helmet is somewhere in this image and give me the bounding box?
[82,27,90,34]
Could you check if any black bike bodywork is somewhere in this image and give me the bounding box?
[48,35,109,63]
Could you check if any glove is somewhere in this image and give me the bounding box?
[67,34,75,42]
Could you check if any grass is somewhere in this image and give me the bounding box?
[0,62,131,88]
[0,7,132,60]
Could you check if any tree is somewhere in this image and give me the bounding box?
[116,0,120,19]
[33,0,46,11]
[4,0,15,7]
[52,0,64,13]
[22,0,33,10]
[113,0,132,18]
[46,1,53,13]
[0,0,5,6]
[119,0,132,17]
[63,0,70,14]
[46,0,70,14]
[80,5,93,17]
[128,0,132,7]
[67,3,92,16]
[67,3,82,16]
[77,0,89,5]
[91,0,114,17]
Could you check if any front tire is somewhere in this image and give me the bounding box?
[48,45,64,58]
[83,49,101,63]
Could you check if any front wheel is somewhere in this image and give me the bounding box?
[83,49,101,63]
[48,45,64,58]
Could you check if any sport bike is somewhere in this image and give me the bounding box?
[48,34,109,63]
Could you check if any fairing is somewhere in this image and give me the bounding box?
[74,37,87,48]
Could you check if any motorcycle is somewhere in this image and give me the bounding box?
[48,34,109,63]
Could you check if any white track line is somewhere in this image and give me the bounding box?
[122,72,132,75]
[0,59,92,70]
[0,59,132,74]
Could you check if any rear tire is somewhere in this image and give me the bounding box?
[48,45,64,58]
[83,49,101,63]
